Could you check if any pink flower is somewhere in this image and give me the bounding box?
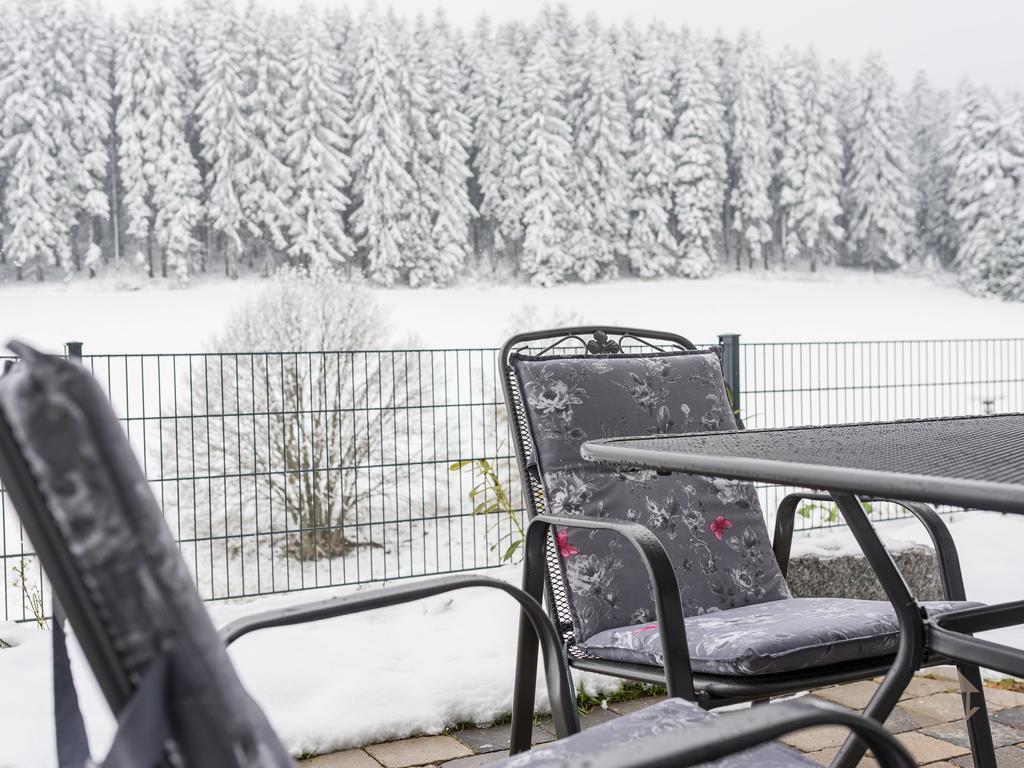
[556,529,579,557]
[710,515,733,541]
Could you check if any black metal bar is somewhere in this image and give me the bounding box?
[221,573,580,743]
[65,341,83,360]
[829,492,923,768]
[509,511,694,755]
[927,624,1024,678]
[718,333,741,415]
[933,600,1024,633]
[567,701,917,768]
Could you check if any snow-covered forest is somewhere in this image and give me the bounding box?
[1,0,1023,297]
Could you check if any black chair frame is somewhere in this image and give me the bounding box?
[501,326,994,767]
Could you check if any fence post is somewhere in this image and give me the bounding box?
[64,341,83,360]
[717,333,741,413]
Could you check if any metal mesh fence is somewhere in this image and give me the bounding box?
[2,337,1022,622]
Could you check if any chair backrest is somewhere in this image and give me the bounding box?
[0,343,291,767]
[501,328,790,644]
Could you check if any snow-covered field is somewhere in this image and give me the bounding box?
[1,273,1023,765]
[4,269,1024,354]
[0,511,1021,768]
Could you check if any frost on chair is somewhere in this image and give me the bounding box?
[501,327,993,765]
[0,342,917,768]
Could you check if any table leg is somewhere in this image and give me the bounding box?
[829,493,925,768]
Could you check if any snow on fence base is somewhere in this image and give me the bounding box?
[2,336,1024,623]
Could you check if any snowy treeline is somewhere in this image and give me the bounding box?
[1,1,1023,297]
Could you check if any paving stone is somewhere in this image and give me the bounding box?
[453,722,552,753]
[579,707,620,730]
[814,681,880,710]
[608,695,667,716]
[895,731,970,763]
[900,693,973,726]
[884,705,924,734]
[365,736,473,768]
[899,676,959,700]
[994,706,1024,730]
[980,686,1024,710]
[779,725,853,752]
[440,753,508,768]
[801,747,878,767]
[921,718,1024,749]
[301,750,382,767]
[952,745,1024,768]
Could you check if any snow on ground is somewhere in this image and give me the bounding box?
[0,511,1021,768]
[4,269,1024,355]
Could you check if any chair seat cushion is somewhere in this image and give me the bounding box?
[496,697,816,767]
[580,598,981,676]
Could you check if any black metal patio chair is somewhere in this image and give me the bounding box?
[501,326,993,763]
[0,341,919,768]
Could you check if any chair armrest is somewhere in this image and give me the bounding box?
[526,513,694,699]
[773,493,966,600]
[571,700,915,768]
[218,574,580,738]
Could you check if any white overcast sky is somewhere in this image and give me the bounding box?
[127,0,1023,92]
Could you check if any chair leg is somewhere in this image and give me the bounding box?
[508,617,540,756]
[957,663,996,768]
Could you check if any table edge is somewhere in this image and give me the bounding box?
[580,440,1024,515]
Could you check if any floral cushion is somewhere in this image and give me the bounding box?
[580,598,981,676]
[512,350,791,643]
[497,696,816,767]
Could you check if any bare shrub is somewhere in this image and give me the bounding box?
[160,272,416,562]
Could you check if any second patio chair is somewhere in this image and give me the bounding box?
[0,341,917,768]
[501,326,993,765]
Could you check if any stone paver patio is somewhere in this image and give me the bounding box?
[301,667,1024,767]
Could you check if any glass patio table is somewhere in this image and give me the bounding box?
[581,413,1024,768]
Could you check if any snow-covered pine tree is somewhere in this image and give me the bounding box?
[237,6,296,273]
[775,49,844,270]
[115,10,203,280]
[396,14,438,284]
[671,32,727,278]
[409,10,474,287]
[566,18,630,281]
[283,9,354,273]
[514,24,574,285]
[349,4,415,286]
[944,83,1017,295]
[194,3,248,278]
[994,97,1024,299]
[906,71,955,268]
[492,20,531,266]
[844,53,915,271]
[625,23,677,277]
[724,32,774,270]
[465,15,507,263]
[57,0,112,276]
[0,0,65,280]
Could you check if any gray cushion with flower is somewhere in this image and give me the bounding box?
[512,350,791,643]
[497,696,817,767]
[580,597,981,676]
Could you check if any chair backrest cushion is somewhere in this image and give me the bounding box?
[0,345,291,767]
[511,349,790,642]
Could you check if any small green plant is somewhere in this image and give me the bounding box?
[0,638,10,649]
[11,559,48,629]
[796,500,874,524]
[450,455,525,563]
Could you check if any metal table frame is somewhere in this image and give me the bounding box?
[582,416,1024,768]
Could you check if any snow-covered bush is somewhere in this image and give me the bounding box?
[160,272,415,561]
